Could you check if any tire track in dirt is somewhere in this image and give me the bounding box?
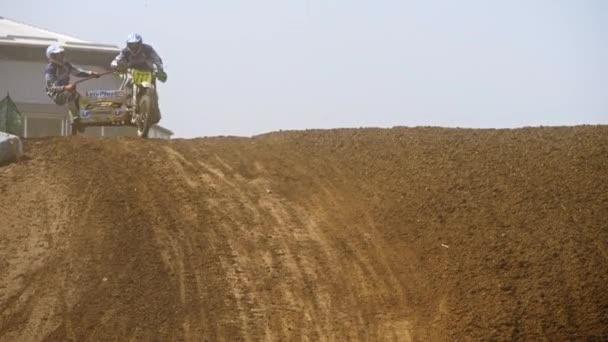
[155,142,416,340]
[160,144,336,340]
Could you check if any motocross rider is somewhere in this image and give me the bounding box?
[44,43,100,126]
[111,33,166,124]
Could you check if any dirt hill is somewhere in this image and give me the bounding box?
[1,126,607,341]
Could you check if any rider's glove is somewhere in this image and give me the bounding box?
[63,84,76,92]
[110,60,126,71]
[157,70,168,83]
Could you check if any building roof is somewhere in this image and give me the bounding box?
[0,16,119,53]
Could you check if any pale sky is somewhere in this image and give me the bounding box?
[2,0,607,138]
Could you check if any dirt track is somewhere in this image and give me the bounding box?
[1,126,607,341]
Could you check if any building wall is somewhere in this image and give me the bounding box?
[0,59,122,104]
[0,59,123,137]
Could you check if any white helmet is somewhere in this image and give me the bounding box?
[46,43,65,63]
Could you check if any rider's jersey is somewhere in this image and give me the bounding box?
[44,61,91,95]
[111,44,163,72]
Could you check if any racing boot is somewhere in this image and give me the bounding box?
[68,101,85,134]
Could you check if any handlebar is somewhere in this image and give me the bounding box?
[67,68,162,93]
[72,71,115,86]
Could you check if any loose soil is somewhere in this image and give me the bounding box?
[1,126,607,341]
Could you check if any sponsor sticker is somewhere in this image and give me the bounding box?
[86,90,126,100]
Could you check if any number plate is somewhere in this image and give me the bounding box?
[132,70,153,84]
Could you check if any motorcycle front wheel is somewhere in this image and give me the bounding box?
[136,88,156,138]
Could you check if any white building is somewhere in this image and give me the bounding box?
[0,16,173,139]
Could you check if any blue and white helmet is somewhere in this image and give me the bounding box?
[127,33,143,44]
[126,33,143,53]
[46,43,65,61]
